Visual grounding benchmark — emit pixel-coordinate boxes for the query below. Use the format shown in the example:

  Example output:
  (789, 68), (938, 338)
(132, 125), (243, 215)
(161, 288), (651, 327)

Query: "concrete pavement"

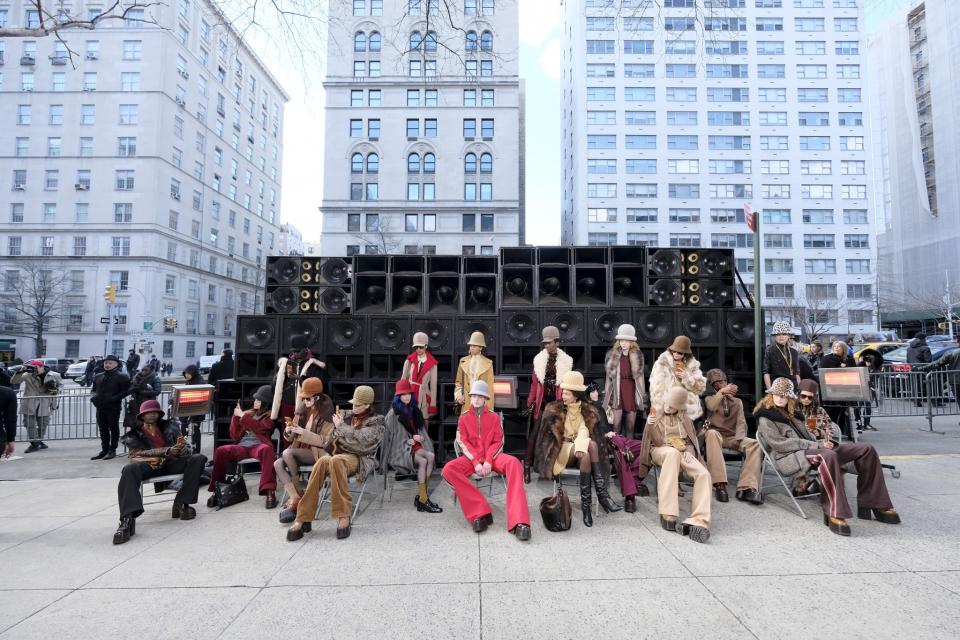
(1, 416), (959, 639)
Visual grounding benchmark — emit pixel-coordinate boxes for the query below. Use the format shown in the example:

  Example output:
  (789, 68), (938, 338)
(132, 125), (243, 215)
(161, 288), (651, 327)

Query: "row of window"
(348, 117), (497, 139)
(348, 182), (494, 201)
(349, 88), (496, 107)
(585, 134), (864, 151)
(585, 86), (861, 102)
(584, 111), (863, 126)
(581, 62), (860, 80)
(765, 284), (872, 301)
(346, 212), (497, 234)
(585, 16), (857, 41)
(351, 58), (496, 79)
(582, 159), (865, 175)
(578, 205), (867, 224)
(580, 180), (867, 200)
(583, 1), (859, 13)
(349, 151), (493, 174)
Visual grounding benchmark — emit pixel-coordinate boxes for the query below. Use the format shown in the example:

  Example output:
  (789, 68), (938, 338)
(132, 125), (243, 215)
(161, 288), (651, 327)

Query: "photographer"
(11, 359), (62, 453)
(90, 355), (131, 460)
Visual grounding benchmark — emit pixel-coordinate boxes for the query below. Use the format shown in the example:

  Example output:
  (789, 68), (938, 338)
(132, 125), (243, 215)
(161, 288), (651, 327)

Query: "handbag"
(214, 474), (249, 510)
(539, 483), (572, 532)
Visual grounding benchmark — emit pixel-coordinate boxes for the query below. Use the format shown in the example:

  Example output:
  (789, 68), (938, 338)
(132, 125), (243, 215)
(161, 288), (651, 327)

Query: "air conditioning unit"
(172, 192), (181, 201)
(13, 185), (26, 191)
(82, 87), (95, 92)
(75, 183), (89, 191)
(178, 70), (189, 79)
(85, 52), (99, 60)
(175, 96), (186, 106)
(50, 56), (67, 65)
(20, 55), (36, 65)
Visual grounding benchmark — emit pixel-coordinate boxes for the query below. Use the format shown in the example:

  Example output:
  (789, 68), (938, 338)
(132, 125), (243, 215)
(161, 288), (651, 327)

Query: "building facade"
(319, 0), (524, 257)
(0, 0), (287, 364)
(869, 0), (960, 310)
(278, 222), (305, 255)
(561, 0), (877, 335)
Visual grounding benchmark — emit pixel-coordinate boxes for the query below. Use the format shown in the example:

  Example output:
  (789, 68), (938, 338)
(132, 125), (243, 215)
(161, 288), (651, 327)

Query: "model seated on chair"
(701, 369), (763, 505)
(286, 385), (385, 542)
(113, 399), (208, 545)
(442, 381), (531, 541)
(207, 385), (278, 510)
(384, 379), (441, 514)
(276, 377), (335, 524)
(534, 371), (622, 527)
(637, 387), (712, 543)
(755, 378), (901, 537)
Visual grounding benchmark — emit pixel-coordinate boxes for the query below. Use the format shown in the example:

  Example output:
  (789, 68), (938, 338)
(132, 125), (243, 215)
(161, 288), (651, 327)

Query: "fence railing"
(12, 387), (211, 442)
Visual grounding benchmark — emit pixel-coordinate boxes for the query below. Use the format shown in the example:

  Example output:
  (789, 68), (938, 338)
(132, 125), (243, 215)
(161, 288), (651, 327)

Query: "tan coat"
(283, 401), (335, 462)
(637, 413), (702, 479)
(703, 393), (747, 443)
(454, 354), (494, 413)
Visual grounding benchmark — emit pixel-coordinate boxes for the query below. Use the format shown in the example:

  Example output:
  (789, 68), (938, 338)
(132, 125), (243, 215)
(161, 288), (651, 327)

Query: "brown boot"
(714, 482), (729, 503)
(624, 495), (636, 513)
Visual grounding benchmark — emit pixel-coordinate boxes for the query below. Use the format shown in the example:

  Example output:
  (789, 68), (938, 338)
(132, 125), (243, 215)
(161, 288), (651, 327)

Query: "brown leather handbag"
(539, 483), (572, 532)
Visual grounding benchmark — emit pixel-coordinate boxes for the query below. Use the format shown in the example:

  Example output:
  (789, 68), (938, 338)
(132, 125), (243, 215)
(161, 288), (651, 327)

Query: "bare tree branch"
(0, 261), (81, 355)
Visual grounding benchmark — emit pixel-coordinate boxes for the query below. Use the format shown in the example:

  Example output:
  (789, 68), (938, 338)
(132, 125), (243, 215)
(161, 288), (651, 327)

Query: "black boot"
(113, 515), (135, 545)
(591, 467), (622, 513)
(579, 474), (593, 527)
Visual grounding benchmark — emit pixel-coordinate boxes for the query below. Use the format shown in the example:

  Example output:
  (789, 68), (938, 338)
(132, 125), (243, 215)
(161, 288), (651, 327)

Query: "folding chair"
(755, 434), (820, 519)
(451, 439), (507, 505)
(139, 473), (186, 505)
(316, 444), (384, 521)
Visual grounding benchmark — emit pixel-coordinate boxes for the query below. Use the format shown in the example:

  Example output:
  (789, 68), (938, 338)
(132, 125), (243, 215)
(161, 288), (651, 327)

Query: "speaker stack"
(265, 256), (351, 314)
(647, 249), (735, 308)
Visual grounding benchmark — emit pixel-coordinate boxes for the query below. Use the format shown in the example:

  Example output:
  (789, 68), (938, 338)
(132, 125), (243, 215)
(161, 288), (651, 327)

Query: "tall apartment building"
(561, 0), (877, 335)
(319, 0), (524, 257)
(0, 0), (287, 363)
(869, 0), (960, 307)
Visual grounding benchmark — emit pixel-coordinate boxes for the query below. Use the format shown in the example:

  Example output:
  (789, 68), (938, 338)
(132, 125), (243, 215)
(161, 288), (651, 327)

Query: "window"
(121, 72), (140, 91)
(119, 104), (138, 125)
(587, 110), (616, 125)
(805, 259), (836, 274)
(798, 112), (829, 126)
(665, 87), (695, 102)
(625, 40), (655, 54)
(624, 16), (655, 31)
(796, 41), (826, 55)
(369, 119), (381, 138)
(840, 160), (865, 175)
(669, 208), (701, 222)
(706, 64), (748, 78)
(763, 208), (791, 223)
(801, 184), (833, 199)
(844, 234), (869, 249)
(587, 159), (616, 174)
(710, 135), (751, 150)
(587, 86), (616, 101)
(801, 160), (832, 175)
(462, 119), (475, 138)
(626, 183), (657, 198)
(796, 17), (825, 32)
(625, 111), (656, 125)
(710, 183), (752, 198)
(669, 233), (701, 248)
(848, 309), (873, 324)
(804, 234), (835, 249)
(834, 17), (858, 32)
(708, 111), (750, 126)
(847, 284), (872, 299)
(588, 233), (618, 246)
(800, 136), (830, 150)
(49, 105), (64, 125)
(626, 209), (657, 223)
(766, 284), (795, 299)
(712, 233), (753, 248)
(481, 119), (494, 137)
(764, 234), (792, 248)
(669, 135), (698, 150)
(44, 170), (59, 190)
(757, 88), (785, 102)
(669, 184), (700, 198)
(760, 111), (787, 125)
(667, 159), (697, 174)
(796, 64), (827, 79)
(841, 184), (866, 199)
(111, 237), (131, 257)
(667, 111), (697, 125)
(837, 88), (861, 102)
(586, 63), (616, 78)
(709, 159), (751, 174)
(757, 41), (784, 55)
(587, 208), (617, 222)
(757, 64), (785, 79)
(803, 209), (834, 224)
(846, 259), (870, 274)
(626, 64), (656, 78)
(114, 203), (133, 223)
(115, 170), (135, 190)
(756, 17), (783, 31)
(462, 213), (476, 232)
(843, 209), (868, 224)
(588, 135), (617, 149)
(711, 209), (745, 223)
(587, 183), (617, 198)
(835, 40), (860, 55)
(765, 259), (793, 273)
(586, 40), (615, 54)
(838, 112), (863, 126)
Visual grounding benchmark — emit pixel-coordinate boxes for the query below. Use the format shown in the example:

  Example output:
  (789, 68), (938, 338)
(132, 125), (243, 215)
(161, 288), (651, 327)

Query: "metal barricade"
(10, 388), (211, 441)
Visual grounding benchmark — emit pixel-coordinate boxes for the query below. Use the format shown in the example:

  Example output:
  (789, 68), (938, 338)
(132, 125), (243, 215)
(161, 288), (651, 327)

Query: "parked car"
(852, 342), (905, 362)
(198, 355), (220, 375)
(65, 361), (89, 382)
(29, 358), (75, 376)
(884, 344), (960, 370)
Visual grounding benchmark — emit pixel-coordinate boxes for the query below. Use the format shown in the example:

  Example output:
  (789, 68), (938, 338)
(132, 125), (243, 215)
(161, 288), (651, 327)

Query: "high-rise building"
(0, 1), (287, 362)
(561, 0), (877, 335)
(869, 0), (960, 308)
(319, 0), (524, 257)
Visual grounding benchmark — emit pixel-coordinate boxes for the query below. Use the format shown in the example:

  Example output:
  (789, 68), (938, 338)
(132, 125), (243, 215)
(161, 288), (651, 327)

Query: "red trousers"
(209, 443), (276, 495)
(442, 454), (530, 531)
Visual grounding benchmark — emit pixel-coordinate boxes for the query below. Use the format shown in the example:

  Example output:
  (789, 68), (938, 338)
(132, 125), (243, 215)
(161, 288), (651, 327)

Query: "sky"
(264, 0), (916, 247)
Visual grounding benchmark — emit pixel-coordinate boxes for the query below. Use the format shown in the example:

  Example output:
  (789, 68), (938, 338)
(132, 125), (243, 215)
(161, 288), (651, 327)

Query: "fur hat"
(559, 371), (587, 392)
(412, 332), (429, 348)
(705, 369), (728, 386)
(103, 354), (121, 364)
(350, 385), (375, 406)
(298, 377), (324, 398)
(766, 377), (797, 399)
(469, 380), (490, 398)
(468, 331), (487, 348)
(615, 324), (637, 342)
(668, 335), (692, 354)
(664, 387), (688, 412)
(771, 321), (792, 336)
(541, 326), (561, 343)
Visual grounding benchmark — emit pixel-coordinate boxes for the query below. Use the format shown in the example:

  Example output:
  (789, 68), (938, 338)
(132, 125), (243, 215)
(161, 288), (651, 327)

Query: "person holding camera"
(91, 355), (131, 460)
(12, 359), (62, 453)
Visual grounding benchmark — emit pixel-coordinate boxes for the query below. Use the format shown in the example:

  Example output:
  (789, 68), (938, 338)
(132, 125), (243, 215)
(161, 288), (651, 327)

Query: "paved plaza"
(1, 417), (960, 639)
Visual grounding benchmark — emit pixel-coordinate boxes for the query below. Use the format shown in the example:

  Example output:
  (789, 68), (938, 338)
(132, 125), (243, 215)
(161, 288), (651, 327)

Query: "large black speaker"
(544, 309), (587, 346)
(354, 255), (388, 273)
(456, 317), (497, 353)
(370, 316), (411, 353)
(647, 249), (684, 277)
(353, 274), (388, 314)
(412, 316), (454, 355)
(390, 256), (425, 274)
(501, 310), (540, 346)
(391, 274), (425, 313)
(427, 274), (460, 314)
(611, 265), (645, 305)
(266, 256), (301, 286)
(501, 266), (534, 306)
(236, 316), (279, 353)
(501, 246), (535, 266)
(325, 317), (365, 353)
(280, 316), (322, 353)
(611, 246), (646, 265)
(574, 246), (609, 265)
(463, 255), (497, 274)
(538, 266), (571, 305)
(690, 280), (735, 307)
(266, 286), (299, 314)
(537, 247), (571, 265)
(678, 309), (720, 346)
(588, 308), (629, 346)
(464, 275), (497, 314)
(633, 308), (676, 346)
(316, 287), (351, 313)
(723, 309), (756, 345)
(427, 255), (461, 274)
(301, 257), (352, 285)
(574, 266), (609, 306)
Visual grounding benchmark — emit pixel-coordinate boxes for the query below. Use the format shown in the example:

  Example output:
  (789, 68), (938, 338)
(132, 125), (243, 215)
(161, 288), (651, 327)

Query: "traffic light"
(163, 317), (178, 330)
(104, 284), (116, 304)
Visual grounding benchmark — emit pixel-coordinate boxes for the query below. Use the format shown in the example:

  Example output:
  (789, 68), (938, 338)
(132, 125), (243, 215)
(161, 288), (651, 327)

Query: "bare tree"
(0, 261), (76, 356)
(351, 217), (404, 254)
(899, 283), (960, 335)
(767, 292), (845, 342)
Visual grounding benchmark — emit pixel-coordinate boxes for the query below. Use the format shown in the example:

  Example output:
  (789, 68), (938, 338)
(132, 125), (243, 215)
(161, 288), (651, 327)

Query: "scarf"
(351, 407), (371, 428)
(467, 354), (485, 380)
(391, 396), (419, 435)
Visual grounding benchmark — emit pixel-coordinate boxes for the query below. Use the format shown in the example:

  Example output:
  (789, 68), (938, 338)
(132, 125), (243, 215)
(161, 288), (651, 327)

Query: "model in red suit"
(207, 385), (278, 509)
(523, 325), (573, 483)
(442, 381), (531, 541)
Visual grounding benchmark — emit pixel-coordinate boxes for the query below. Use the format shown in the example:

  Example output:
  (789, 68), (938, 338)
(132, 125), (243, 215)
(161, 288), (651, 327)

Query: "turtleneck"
(562, 401), (584, 439)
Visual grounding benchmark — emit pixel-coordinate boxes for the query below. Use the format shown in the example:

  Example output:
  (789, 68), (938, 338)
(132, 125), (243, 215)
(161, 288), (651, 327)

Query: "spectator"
(125, 349), (141, 377)
(207, 349), (234, 387)
(1, 384), (17, 459)
(11, 360), (63, 453)
(907, 334), (933, 407)
(806, 341), (824, 375)
(124, 366), (161, 431)
(0, 365), (12, 389)
(91, 355), (130, 460)
(82, 356), (97, 387)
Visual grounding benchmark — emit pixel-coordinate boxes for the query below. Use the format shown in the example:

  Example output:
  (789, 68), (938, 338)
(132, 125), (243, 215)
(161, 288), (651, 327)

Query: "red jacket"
(455, 406), (503, 464)
(229, 412), (275, 447)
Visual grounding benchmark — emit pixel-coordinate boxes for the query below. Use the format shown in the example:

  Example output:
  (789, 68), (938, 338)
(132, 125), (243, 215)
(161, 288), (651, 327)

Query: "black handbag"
(214, 474), (249, 510)
(539, 483), (572, 532)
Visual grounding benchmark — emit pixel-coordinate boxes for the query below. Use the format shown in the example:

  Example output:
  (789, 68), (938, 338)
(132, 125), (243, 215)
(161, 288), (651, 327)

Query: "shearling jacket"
(271, 356), (327, 419)
(602, 347), (646, 416)
(331, 411), (385, 483)
(526, 348), (573, 420)
(648, 350), (706, 420)
(454, 354), (495, 413)
(756, 408), (820, 478)
(533, 400), (610, 480)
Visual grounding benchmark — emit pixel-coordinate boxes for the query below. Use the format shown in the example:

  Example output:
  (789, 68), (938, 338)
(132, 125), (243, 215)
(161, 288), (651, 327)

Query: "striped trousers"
(805, 443), (892, 519)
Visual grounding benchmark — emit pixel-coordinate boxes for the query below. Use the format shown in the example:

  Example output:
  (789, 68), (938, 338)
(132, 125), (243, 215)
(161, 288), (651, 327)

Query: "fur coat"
(270, 356), (326, 420)
(526, 348), (573, 419)
(532, 400), (610, 480)
(602, 347), (646, 417)
(331, 411), (385, 483)
(648, 350), (706, 420)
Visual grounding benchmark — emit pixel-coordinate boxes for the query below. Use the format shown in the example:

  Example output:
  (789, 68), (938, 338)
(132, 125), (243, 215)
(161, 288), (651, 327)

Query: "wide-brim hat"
(350, 385), (375, 406)
(412, 331), (429, 348)
(766, 377), (797, 399)
(298, 377), (324, 398)
(468, 331), (487, 348)
(469, 380), (491, 399)
(541, 325), (561, 343)
(559, 371), (587, 392)
(615, 324), (637, 341)
(668, 335), (692, 354)
(394, 379), (415, 396)
(664, 387), (689, 412)
(137, 399), (164, 419)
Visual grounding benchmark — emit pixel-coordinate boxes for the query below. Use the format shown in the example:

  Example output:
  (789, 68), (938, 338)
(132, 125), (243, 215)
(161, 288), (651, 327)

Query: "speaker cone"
(241, 318), (276, 350)
(471, 284), (492, 304)
(541, 276), (561, 296)
(506, 276), (528, 296)
(330, 319), (362, 350)
(614, 276), (632, 293)
(436, 284), (457, 305)
(700, 251), (732, 277)
(421, 320), (450, 350)
(320, 288), (349, 313)
(636, 310), (673, 343)
(505, 312), (537, 343)
(400, 285), (419, 303)
(650, 280), (682, 306)
(576, 277), (597, 295)
(284, 318), (320, 350)
(681, 311), (716, 342)
(551, 312), (582, 342)
(593, 311), (625, 343)
(700, 281), (732, 306)
(649, 250), (682, 277)
(374, 320), (405, 350)
(364, 285), (386, 305)
(270, 287), (298, 313)
(320, 258), (350, 285)
(725, 312), (755, 343)
(269, 257), (299, 285)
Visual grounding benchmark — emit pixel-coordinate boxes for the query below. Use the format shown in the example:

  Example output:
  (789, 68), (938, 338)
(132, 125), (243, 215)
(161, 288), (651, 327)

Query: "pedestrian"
(124, 366), (162, 431)
(1, 384), (17, 459)
(806, 340), (824, 375)
(913, 348), (960, 409)
(90, 355), (131, 460)
(907, 333), (933, 407)
(125, 349), (140, 377)
(82, 355), (97, 387)
(11, 359), (62, 453)
(207, 349), (234, 387)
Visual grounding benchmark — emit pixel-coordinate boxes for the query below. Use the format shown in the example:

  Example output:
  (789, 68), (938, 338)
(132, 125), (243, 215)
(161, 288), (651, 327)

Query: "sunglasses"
(799, 393), (816, 399)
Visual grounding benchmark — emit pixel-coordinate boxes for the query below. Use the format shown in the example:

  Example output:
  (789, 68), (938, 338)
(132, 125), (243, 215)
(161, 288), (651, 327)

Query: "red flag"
(744, 202), (756, 232)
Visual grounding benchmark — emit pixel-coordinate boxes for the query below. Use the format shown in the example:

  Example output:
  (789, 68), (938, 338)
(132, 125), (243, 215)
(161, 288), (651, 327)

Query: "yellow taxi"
(852, 342), (905, 361)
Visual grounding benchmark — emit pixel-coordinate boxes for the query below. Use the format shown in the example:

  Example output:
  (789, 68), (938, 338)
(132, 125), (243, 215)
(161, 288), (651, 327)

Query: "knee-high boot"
(592, 466), (622, 513)
(579, 473), (593, 527)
